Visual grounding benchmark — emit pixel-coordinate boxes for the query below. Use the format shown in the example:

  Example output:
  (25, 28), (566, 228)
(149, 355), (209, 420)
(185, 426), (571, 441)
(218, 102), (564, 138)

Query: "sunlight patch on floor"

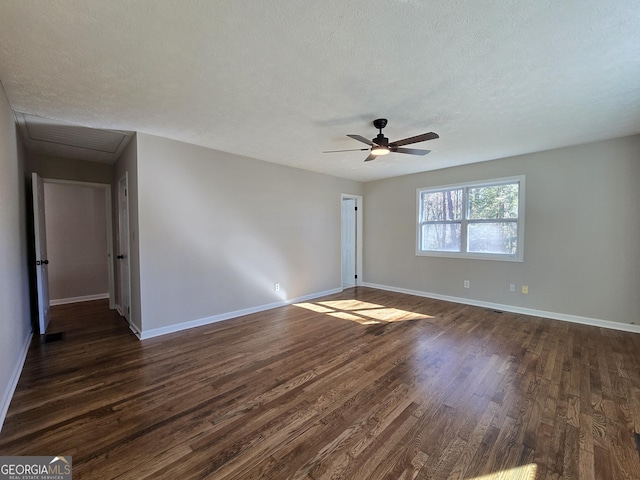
(466, 463), (537, 480)
(294, 302), (335, 313)
(359, 307), (428, 322)
(318, 300), (386, 311)
(294, 299), (434, 325)
(329, 312), (381, 324)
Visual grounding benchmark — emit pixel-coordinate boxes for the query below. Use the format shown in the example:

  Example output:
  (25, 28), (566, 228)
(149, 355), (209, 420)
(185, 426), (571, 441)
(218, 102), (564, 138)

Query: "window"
(417, 176), (524, 261)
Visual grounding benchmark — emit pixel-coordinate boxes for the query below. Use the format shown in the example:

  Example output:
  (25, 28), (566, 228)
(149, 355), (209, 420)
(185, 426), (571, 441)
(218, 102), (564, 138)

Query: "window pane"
(467, 222), (517, 255)
(421, 223), (461, 252)
(468, 183), (519, 220)
(421, 189), (463, 222)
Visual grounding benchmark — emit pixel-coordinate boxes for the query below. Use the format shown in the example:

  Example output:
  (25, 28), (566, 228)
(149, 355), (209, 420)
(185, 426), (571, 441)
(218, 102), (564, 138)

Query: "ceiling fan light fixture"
(324, 119), (438, 162)
(371, 146), (390, 156)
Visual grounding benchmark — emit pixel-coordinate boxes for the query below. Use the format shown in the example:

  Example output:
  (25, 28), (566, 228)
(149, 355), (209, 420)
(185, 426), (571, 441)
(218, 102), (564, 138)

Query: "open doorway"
(341, 194), (363, 288)
(35, 178), (115, 334)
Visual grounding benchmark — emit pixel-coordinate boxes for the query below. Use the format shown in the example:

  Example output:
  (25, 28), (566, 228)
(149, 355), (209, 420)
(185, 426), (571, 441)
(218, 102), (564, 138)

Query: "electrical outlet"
(522, 285), (528, 295)
(274, 283), (280, 292)
(464, 280), (470, 289)
(509, 283), (516, 292)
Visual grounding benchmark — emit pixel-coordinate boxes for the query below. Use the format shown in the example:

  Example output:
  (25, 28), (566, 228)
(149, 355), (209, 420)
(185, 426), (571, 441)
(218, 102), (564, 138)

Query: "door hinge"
(355, 275), (358, 279)
(355, 206), (358, 211)
(125, 189), (128, 197)
(128, 306), (130, 313)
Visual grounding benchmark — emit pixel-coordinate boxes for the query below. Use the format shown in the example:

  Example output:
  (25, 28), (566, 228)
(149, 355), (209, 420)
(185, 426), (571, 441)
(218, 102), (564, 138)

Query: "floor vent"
(42, 332), (65, 343)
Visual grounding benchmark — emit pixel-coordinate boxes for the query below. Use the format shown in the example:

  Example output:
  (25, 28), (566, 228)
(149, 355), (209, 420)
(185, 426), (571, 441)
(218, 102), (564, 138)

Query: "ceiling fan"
(323, 118), (439, 162)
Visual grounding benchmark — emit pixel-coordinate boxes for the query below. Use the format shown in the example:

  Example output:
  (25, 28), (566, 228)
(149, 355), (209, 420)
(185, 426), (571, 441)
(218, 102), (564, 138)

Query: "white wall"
(44, 182), (109, 302)
(136, 133), (363, 333)
(363, 135), (640, 326)
(0, 81), (32, 430)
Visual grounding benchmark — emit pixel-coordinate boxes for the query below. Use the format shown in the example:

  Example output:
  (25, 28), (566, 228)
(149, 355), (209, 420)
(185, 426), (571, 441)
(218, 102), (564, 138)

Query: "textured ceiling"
(1, 1), (639, 182)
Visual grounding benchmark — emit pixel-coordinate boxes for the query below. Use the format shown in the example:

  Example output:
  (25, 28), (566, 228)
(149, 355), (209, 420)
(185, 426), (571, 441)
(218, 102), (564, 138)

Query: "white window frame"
(416, 175), (525, 262)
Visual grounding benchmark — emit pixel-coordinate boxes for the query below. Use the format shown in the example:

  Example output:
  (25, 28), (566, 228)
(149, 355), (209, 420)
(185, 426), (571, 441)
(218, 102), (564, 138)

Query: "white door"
(117, 174), (131, 321)
(342, 198), (357, 288)
(32, 172), (51, 334)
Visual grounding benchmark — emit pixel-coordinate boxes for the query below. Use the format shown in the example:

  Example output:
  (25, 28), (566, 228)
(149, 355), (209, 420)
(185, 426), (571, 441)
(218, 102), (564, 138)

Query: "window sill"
(416, 251), (524, 262)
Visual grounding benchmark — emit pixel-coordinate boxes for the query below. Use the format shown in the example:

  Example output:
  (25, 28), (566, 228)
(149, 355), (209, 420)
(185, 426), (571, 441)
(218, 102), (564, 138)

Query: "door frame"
(32, 172), (51, 334)
(341, 194), (363, 288)
(42, 178), (116, 310)
(117, 172), (131, 323)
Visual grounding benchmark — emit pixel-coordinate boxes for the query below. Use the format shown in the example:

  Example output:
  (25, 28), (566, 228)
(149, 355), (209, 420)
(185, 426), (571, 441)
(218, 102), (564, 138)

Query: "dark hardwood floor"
(1, 288), (640, 479)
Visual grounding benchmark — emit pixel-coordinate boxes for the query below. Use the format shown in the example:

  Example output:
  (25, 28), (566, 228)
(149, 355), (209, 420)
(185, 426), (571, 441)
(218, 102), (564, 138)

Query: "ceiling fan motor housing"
(374, 134), (389, 146)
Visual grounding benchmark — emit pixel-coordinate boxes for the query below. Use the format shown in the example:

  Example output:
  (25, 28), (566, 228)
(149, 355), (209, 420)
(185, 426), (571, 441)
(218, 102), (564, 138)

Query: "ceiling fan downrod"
(372, 118), (388, 146)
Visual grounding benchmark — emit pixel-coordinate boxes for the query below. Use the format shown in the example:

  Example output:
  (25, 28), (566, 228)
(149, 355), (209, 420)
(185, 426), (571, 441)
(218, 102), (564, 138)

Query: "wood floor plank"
(1, 288), (640, 479)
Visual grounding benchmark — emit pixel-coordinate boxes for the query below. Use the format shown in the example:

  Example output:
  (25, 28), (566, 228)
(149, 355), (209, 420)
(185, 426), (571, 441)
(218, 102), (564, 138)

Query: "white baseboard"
(0, 331), (33, 433)
(139, 288), (343, 340)
(362, 282), (640, 335)
(50, 293), (109, 306)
